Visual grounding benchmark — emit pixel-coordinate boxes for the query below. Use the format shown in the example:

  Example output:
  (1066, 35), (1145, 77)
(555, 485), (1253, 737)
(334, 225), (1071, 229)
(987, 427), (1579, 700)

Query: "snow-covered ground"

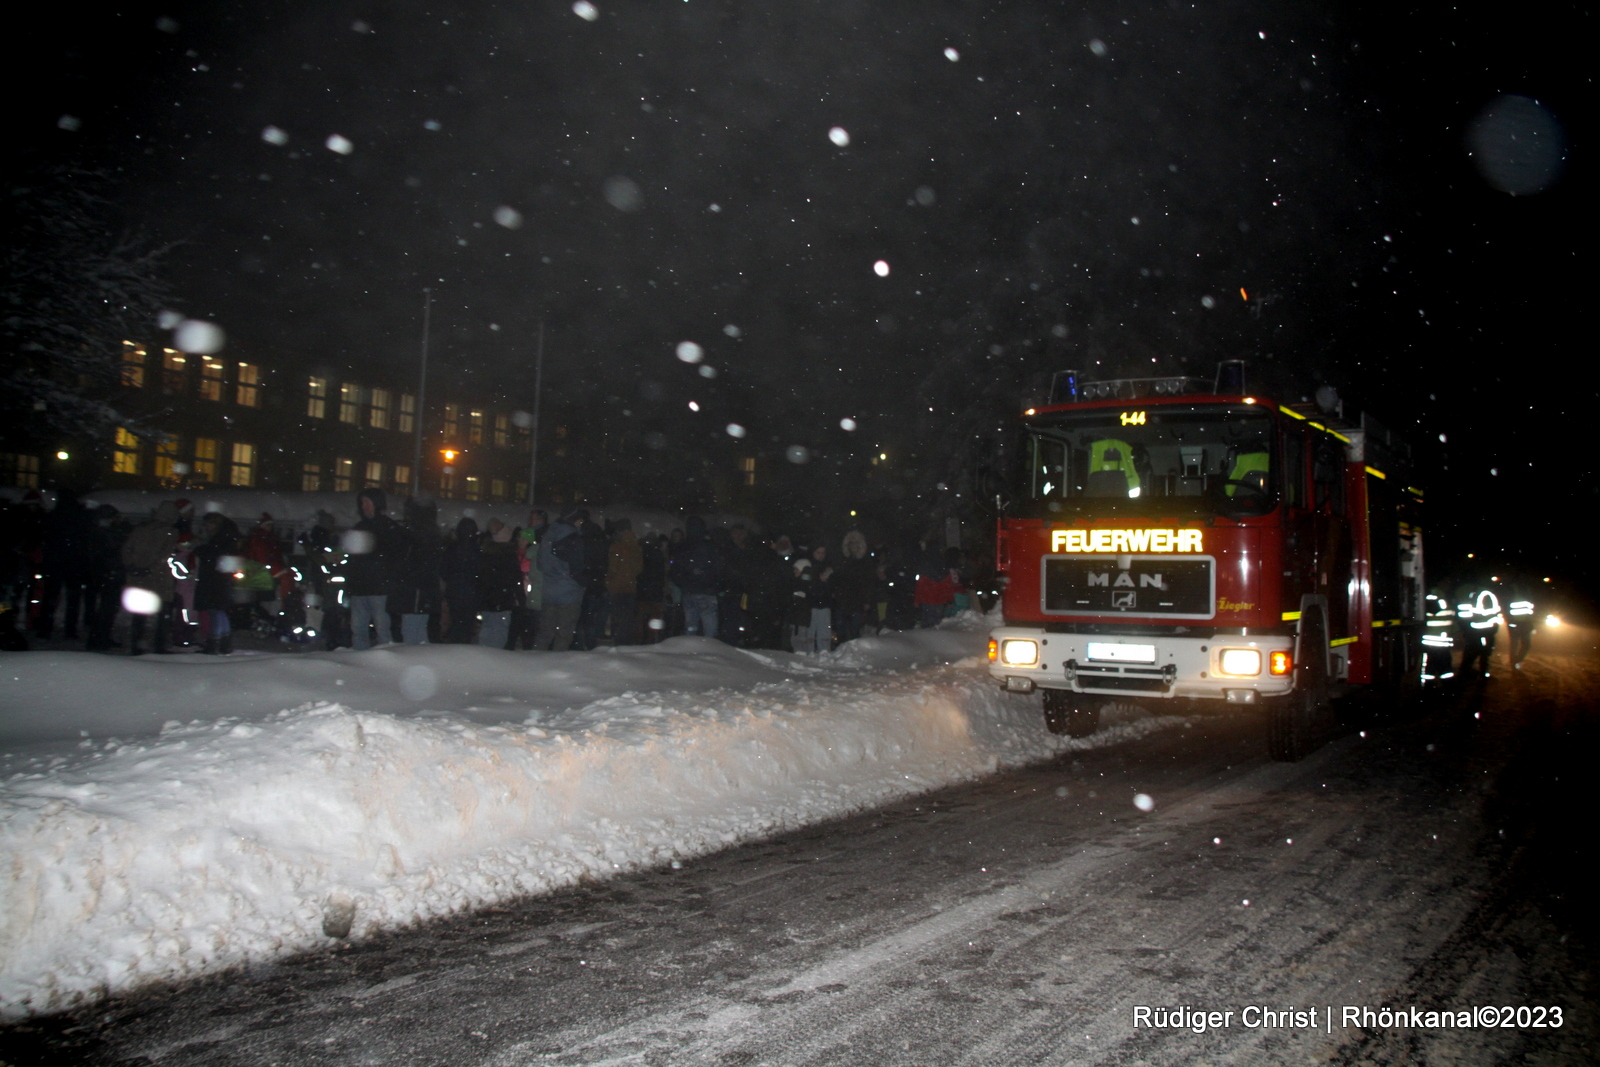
(0, 616), (1178, 1020)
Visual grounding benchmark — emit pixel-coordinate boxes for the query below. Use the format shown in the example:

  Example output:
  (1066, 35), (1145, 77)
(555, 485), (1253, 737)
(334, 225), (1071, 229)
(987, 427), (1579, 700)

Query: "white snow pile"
(0, 617), (1179, 1019)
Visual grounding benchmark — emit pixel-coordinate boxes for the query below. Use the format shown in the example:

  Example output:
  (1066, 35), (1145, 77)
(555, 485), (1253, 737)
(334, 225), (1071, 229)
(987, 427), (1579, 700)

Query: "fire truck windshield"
(1015, 404), (1277, 518)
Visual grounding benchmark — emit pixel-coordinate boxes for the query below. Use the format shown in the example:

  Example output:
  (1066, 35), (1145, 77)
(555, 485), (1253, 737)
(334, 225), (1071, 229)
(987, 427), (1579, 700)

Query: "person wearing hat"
(120, 501), (182, 654)
(345, 488), (403, 650)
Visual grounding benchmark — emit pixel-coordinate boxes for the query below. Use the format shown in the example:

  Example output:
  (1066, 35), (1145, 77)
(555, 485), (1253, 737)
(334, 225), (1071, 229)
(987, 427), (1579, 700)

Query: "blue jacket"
(536, 522), (587, 606)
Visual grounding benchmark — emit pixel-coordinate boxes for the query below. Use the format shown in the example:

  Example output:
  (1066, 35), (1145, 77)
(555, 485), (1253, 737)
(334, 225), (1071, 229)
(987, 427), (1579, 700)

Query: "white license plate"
(1086, 642), (1157, 664)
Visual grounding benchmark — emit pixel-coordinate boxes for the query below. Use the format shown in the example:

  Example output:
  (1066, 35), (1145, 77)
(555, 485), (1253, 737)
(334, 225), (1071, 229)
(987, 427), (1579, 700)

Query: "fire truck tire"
(1042, 690), (1099, 737)
(1269, 610), (1330, 761)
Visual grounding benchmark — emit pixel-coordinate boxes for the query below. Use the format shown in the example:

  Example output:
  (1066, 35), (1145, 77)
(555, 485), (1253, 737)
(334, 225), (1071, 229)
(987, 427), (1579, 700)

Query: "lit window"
(398, 393), (416, 434)
(469, 410), (484, 445)
(2, 454), (41, 489)
(112, 427), (141, 475)
(494, 413), (510, 448)
(440, 469), (457, 497)
(514, 481), (528, 500)
(443, 403), (460, 440)
(339, 383), (362, 424)
(392, 465), (411, 493)
(307, 376), (327, 418)
(491, 477), (507, 500)
(235, 363), (261, 407)
(369, 388), (390, 430)
(154, 437), (181, 484)
(740, 456), (756, 486)
(364, 460), (383, 488)
(193, 438), (220, 483)
(200, 357), (225, 402)
(302, 463), (322, 492)
(121, 343), (147, 388)
(162, 350), (187, 394)
(230, 442), (256, 487)
(464, 474), (481, 500)
(334, 457), (353, 492)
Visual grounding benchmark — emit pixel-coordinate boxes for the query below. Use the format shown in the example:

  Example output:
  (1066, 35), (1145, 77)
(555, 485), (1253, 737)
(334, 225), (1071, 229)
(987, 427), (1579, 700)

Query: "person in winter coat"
(832, 530), (877, 644)
(192, 511), (242, 654)
(345, 488), (404, 649)
(635, 533), (667, 643)
(742, 538), (793, 651)
(914, 544), (965, 628)
(478, 518), (523, 649)
(394, 499), (442, 643)
(533, 514), (586, 650)
(440, 517), (483, 643)
(35, 489), (95, 641)
(121, 500), (181, 655)
(670, 516), (723, 639)
(606, 518), (643, 645)
(512, 509), (548, 649)
(799, 545), (836, 653)
(574, 511), (610, 650)
(84, 504), (128, 651)
(241, 513), (289, 632)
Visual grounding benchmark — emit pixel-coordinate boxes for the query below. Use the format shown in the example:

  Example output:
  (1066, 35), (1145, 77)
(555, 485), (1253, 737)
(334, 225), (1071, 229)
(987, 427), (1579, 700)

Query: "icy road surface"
(4, 637), (1594, 1065)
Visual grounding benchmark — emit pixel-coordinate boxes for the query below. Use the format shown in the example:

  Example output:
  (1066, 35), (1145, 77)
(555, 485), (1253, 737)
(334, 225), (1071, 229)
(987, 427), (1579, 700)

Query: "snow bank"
(0, 620), (1178, 1018)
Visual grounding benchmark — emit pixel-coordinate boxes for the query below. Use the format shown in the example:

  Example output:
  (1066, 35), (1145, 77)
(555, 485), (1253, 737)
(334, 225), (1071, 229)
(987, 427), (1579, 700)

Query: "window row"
(306, 378), (418, 432)
(298, 460), (524, 503)
(111, 429), (258, 487)
(122, 343), (261, 407)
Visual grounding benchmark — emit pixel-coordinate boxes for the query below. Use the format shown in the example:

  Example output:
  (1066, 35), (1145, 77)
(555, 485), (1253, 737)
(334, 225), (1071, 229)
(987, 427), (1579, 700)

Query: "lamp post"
(411, 288), (432, 496)
(527, 321), (544, 506)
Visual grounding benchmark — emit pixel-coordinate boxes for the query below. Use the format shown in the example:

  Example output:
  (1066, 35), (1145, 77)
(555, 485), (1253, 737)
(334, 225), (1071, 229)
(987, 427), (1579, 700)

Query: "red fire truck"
(986, 362), (1425, 760)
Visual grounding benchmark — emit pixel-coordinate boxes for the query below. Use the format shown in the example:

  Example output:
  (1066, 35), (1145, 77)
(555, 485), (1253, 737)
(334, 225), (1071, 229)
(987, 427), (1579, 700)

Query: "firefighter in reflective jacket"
(1455, 583), (1502, 676)
(1504, 578), (1538, 669)
(1422, 589), (1456, 681)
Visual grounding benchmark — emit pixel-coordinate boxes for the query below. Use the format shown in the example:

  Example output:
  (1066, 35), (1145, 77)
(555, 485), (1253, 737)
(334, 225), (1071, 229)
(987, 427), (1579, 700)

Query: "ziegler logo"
(1217, 597), (1256, 612)
(1052, 529), (1204, 554)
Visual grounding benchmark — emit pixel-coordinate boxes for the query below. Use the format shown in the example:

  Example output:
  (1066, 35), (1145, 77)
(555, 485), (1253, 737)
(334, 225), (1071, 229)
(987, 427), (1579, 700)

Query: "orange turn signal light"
(1269, 650), (1292, 676)
(987, 638), (999, 662)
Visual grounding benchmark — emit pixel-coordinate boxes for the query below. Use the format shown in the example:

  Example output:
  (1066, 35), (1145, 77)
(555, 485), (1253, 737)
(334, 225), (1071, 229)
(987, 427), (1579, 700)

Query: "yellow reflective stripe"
(1281, 611), (1302, 621)
(1388, 619), (1402, 626)
(1365, 465), (1387, 480)
(1407, 487), (1424, 498)
(1372, 620), (1386, 628)
(1281, 407), (1307, 421)
(1330, 636), (1359, 647)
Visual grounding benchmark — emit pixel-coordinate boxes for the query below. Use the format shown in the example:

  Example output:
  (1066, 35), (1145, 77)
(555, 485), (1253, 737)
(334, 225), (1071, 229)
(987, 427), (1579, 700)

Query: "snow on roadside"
(0, 621), (1180, 1019)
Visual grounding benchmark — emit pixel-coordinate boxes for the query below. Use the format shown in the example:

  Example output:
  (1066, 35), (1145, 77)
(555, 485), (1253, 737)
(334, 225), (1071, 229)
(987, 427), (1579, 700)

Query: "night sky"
(14, 1), (1589, 594)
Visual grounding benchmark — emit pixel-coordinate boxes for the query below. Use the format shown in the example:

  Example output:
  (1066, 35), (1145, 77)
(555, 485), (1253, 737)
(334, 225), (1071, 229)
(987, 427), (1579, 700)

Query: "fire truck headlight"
(1545, 614), (1561, 628)
(1218, 648), (1262, 676)
(1269, 650), (1292, 676)
(1000, 639), (1040, 667)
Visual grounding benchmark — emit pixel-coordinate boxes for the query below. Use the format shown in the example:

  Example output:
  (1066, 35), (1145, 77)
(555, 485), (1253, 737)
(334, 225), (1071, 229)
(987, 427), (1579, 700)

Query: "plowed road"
(6, 638), (1595, 1066)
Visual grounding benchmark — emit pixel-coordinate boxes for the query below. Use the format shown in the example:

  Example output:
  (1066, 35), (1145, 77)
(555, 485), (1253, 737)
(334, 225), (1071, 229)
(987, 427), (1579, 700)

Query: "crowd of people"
(0, 487), (982, 656)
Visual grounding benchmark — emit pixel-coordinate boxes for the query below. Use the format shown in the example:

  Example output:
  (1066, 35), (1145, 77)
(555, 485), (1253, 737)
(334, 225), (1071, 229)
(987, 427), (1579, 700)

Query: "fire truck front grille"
(1043, 556), (1214, 619)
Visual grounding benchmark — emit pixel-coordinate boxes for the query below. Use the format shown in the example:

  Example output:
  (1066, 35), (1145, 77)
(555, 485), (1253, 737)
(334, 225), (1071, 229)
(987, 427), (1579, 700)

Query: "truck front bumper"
(987, 627), (1295, 702)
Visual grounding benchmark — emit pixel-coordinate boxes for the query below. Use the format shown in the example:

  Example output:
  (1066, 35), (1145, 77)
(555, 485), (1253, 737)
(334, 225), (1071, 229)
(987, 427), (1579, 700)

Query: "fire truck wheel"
(1270, 612), (1330, 761)
(1042, 690), (1100, 737)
